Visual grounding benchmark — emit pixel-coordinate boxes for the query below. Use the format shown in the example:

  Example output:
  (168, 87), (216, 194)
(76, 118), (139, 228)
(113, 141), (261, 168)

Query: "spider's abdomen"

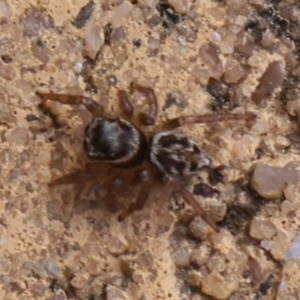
(84, 117), (148, 168)
(149, 132), (210, 177)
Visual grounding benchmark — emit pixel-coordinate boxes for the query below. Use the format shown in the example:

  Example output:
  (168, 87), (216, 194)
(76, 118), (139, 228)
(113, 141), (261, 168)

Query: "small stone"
(30, 281), (47, 297)
(84, 25), (104, 60)
(86, 257), (102, 276)
(219, 31), (236, 54)
(201, 271), (239, 300)
(31, 40), (50, 63)
(90, 276), (104, 297)
(251, 162), (298, 199)
(284, 185), (297, 203)
(260, 240), (272, 251)
(48, 290), (67, 300)
(173, 247), (191, 268)
(24, 261), (48, 278)
(111, 1), (133, 27)
(274, 136), (291, 150)
(167, 0), (191, 14)
(251, 119), (269, 135)
(191, 66), (209, 85)
(22, 7), (53, 37)
(107, 235), (128, 256)
(261, 29), (277, 47)
(249, 217), (277, 240)
(270, 231), (289, 261)
(249, 0), (264, 5)
(189, 217), (211, 241)
(0, 258), (10, 274)
(40, 258), (64, 280)
(70, 273), (89, 289)
(105, 284), (131, 300)
(286, 231), (300, 261)
(252, 61), (285, 105)
(199, 42), (223, 79)
(280, 200), (294, 215)
(206, 254), (227, 273)
(7, 127), (29, 149)
(224, 58), (244, 83)
(73, 62), (83, 73)
(0, 1), (11, 21)
(187, 270), (202, 287)
(0, 62), (16, 81)
(235, 31), (255, 57)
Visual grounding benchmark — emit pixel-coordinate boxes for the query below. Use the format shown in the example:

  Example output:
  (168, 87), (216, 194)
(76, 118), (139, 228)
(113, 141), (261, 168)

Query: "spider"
(36, 82), (255, 231)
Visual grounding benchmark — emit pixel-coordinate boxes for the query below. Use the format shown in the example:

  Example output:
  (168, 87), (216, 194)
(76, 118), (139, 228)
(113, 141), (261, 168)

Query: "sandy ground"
(1, 0), (300, 299)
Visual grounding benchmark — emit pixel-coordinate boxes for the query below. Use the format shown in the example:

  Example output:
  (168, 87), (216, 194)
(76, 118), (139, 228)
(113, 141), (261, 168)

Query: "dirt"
(1, 1), (300, 299)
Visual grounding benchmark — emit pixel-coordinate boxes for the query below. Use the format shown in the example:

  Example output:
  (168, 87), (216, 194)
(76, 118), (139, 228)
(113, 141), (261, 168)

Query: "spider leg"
(36, 93), (104, 117)
(48, 170), (93, 187)
(118, 90), (134, 119)
(166, 112), (256, 129)
(104, 178), (130, 213)
(179, 188), (218, 232)
(130, 82), (158, 126)
(118, 170), (151, 221)
(169, 179), (218, 231)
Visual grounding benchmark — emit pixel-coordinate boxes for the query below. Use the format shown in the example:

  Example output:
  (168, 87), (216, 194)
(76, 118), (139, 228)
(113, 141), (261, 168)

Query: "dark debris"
(73, 0), (95, 28)
(206, 78), (231, 111)
(157, 0), (185, 27)
(193, 183), (220, 197)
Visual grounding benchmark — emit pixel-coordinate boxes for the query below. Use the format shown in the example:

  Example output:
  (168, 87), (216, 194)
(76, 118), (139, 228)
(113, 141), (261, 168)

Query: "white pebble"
(211, 32), (221, 42)
(73, 62), (83, 74)
(286, 231), (300, 261)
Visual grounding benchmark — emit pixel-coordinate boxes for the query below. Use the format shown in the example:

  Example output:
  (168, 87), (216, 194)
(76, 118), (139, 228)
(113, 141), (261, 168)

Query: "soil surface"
(1, 1), (300, 299)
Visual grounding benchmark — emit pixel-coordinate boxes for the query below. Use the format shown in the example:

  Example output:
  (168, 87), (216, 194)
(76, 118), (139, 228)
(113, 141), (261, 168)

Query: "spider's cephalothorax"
(84, 117), (148, 168)
(149, 132), (210, 177)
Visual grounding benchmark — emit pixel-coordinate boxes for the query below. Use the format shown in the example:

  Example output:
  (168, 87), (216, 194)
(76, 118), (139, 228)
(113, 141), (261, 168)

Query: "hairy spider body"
(37, 83), (255, 230)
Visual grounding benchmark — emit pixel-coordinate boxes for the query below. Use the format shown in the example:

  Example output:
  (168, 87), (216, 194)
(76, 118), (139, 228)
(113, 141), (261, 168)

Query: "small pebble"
(70, 273), (90, 289)
(30, 281), (47, 297)
(252, 61), (285, 105)
(224, 58), (244, 83)
(111, 1), (133, 27)
(107, 235), (128, 256)
(105, 284), (131, 300)
(173, 247), (191, 268)
(8, 127), (29, 149)
(84, 25), (104, 60)
(260, 240), (272, 251)
(270, 231), (289, 261)
(187, 270), (202, 287)
(287, 231), (300, 261)
(189, 217), (211, 240)
(251, 162), (298, 199)
(201, 271), (239, 300)
(249, 217), (277, 240)
(199, 42), (223, 79)
(0, 1), (11, 20)
(167, 0), (191, 14)
(73, 62), (83, 73)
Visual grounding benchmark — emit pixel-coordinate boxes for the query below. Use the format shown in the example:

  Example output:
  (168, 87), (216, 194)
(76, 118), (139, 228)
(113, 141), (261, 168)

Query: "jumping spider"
(37, 83), (255, 230)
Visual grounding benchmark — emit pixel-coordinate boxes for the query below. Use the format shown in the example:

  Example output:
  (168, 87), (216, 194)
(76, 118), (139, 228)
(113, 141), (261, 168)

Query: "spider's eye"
(149, 132), (210, 176)
(84, 117), (148, 168)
